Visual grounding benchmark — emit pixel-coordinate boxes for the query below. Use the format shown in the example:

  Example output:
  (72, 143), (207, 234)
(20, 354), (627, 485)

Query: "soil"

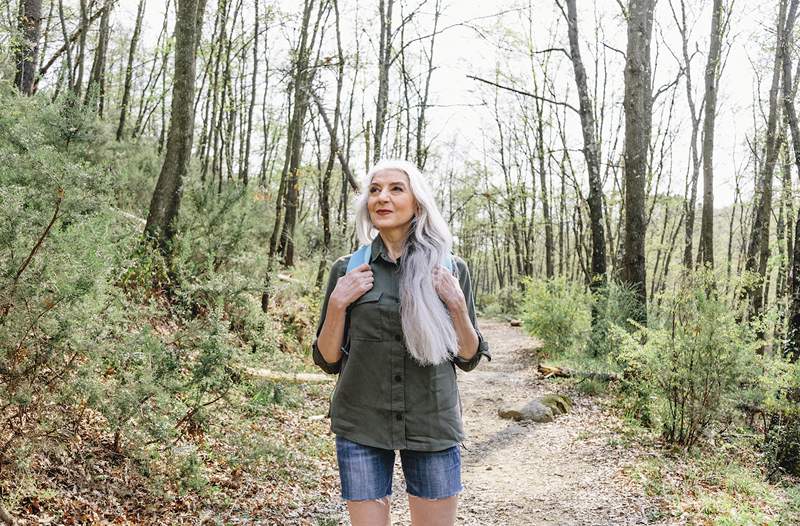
(318, 317), (670, 525)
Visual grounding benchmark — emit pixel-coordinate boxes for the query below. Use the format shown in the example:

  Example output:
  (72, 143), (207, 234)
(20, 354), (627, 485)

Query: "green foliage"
(756, 356), (800, 476)
(0, 88), (135, 468)
(0, 86), (297, 496)
(519, 276), (592, 357)
(476, 284), (524, 317)
(588, 279), (644, 357)
(612, 270), (758, 449)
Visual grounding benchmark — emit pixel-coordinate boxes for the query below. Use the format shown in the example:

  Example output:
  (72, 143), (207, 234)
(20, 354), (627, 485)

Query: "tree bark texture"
(745, 0), (787, 321)
(564, 0), (607, 288)
(623, 0), (655, 323)
(144, 0), (208, 253)
(14, 0), (42, 95)
(698, 0), (725, 267)
(373, 0), (394, 163)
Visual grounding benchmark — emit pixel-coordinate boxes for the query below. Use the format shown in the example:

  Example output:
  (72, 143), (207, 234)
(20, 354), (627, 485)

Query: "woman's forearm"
(450, 303), (479, 360)
(316, 299), (347, 365)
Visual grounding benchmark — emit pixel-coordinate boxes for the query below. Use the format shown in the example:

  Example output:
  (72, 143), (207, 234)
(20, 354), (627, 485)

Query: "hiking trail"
(318, 317), (668, 526)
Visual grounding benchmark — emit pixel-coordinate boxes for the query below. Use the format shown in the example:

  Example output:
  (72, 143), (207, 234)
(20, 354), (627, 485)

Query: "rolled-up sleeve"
(451, 256), (492, 372)
(311, 257), (349, 374)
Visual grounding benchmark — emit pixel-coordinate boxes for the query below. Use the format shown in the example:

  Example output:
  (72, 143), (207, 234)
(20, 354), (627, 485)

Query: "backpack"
(345, 243), (454, 273)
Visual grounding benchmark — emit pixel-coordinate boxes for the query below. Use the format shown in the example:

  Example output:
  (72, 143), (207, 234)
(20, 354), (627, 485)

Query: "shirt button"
(394, 375), (402, 382)
(396, 413), (403, 421)
(394, 334), (402, 342)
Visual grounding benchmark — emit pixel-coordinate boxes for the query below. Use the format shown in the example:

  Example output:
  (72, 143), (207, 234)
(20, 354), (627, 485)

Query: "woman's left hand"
(432, 265), (466, 312)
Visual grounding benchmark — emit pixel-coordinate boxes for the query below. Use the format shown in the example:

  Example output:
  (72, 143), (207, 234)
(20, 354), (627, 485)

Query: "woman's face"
(367, 169), (419, 233)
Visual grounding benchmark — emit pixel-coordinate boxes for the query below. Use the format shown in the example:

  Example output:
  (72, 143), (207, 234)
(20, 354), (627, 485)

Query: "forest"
(2, 0), (800, 523)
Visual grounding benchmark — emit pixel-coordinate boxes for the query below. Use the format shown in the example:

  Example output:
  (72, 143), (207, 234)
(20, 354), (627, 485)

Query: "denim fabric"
(335, 434), (463, 500)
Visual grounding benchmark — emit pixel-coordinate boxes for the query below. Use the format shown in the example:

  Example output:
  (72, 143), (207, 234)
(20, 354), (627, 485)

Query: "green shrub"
(520, 276), (591, 356)
(612, 270), (757, 449)
(589, 279), (643, 357)
(476, 284), (524, 317)
(758, 355), (800, 476)
(0, 89), (132, 469)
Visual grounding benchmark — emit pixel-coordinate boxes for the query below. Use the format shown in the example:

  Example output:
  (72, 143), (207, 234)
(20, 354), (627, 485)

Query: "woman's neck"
(379, 228), (410, 261)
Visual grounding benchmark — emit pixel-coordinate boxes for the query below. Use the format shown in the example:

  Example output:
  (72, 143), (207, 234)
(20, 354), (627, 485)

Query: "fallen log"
(244, 367), (334, 384)
(537, 363), (620, 382)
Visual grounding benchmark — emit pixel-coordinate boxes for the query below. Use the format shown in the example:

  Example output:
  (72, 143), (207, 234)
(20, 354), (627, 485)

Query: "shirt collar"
(369, 234), (385, 263)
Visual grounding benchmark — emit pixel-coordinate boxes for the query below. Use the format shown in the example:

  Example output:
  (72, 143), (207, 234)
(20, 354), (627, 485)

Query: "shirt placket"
(391, 325), (407, 450)
(378, 250), (408, 450)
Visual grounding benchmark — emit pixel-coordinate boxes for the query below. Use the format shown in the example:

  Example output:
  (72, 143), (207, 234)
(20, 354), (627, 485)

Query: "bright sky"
(112, 0), (781, 208)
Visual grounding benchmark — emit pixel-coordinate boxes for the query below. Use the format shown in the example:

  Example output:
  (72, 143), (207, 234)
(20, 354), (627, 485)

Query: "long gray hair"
(354, 159), (460, 367)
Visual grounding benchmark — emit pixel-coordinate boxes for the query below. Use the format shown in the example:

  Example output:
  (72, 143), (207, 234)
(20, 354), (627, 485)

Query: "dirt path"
(321, 318), (668, 525)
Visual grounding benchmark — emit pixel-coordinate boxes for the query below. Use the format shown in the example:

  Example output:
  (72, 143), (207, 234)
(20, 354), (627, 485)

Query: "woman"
(312, 159), (491, 526)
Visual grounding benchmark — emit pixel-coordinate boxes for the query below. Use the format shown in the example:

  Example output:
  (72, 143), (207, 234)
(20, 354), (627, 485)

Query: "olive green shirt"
(311, 234), (491, 451)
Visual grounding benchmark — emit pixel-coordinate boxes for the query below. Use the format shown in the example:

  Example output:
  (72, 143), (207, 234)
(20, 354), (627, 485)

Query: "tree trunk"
(564, 0), (607, 291)
(84, 0), (113, 115)
(745, 0), (787, 322)
(144, 0), (208, 254)
(241, 0), (259, 185)
(781, 0), (800, 361)
(373, 0), (394, 163)
(669, 0), (703, 270)
(698, 0), (726, 267)
(14, 0), (42, 95)
(414, 0), (441, 170)
(278, 0), (325, 267)
(116, 0), (146, 140)
(622, 0), (655, 324)
(73, 0), (88, 97)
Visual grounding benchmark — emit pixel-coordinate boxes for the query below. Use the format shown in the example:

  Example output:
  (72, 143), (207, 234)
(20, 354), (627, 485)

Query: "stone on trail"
(538, 393), (573, 415)
(497, 393), (573, 423)
(498, 400), (554, 423)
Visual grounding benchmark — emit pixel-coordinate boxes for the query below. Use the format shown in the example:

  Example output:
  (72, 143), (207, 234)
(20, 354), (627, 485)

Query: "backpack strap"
(346, 244), (372, 273)
(346, 242), (454, 274)
(441, 253), (454, 274)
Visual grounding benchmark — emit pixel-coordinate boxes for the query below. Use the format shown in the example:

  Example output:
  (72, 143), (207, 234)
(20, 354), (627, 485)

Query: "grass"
(623, 434), (800, 525)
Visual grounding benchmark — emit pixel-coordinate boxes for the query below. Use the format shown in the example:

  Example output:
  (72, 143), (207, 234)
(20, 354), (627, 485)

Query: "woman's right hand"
(329, 263), (374, 310)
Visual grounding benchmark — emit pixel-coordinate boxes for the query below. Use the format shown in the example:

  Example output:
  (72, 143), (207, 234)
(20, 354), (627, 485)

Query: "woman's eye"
(391, 187), (402, 192)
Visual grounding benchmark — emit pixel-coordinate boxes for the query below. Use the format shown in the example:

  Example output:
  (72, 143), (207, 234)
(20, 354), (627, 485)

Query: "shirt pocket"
(349, 289), (384, 342)
(434, 363), (459, 411)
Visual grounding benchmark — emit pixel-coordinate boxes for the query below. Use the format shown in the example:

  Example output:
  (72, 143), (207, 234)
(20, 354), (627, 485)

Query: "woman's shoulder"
(330, 254), (352, 277)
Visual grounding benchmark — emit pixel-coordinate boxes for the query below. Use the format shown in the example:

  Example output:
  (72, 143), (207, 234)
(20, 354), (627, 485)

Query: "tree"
(560, 0), (608, 291)
(744, 0), (787, 321)
(14, 0), (42, 95)
(781, 0), (800, 361)
(274, 0), (326, 267)
(373, 0), (394, 163)
(116, 0), (146, 140)
(623, 0), (656, 323)
(144, 0), (208, 254)
(85, 0), (114, 116)
(697, 0), (727, 267)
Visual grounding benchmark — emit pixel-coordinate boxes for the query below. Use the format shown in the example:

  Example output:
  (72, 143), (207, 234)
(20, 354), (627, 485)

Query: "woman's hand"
(330, 263), (374, 311)
(432, 265), (466, 313)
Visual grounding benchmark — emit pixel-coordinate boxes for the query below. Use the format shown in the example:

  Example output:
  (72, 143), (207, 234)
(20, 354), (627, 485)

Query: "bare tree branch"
(466, 74), (579, 114)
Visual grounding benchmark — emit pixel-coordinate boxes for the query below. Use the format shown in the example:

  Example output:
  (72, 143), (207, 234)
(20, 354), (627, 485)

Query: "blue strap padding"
(346, 244), (372, 273)
(345, 243), (454, 273)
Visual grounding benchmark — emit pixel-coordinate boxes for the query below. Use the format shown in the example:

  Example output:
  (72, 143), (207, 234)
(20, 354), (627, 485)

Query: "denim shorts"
(335, 435), (463, 500)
